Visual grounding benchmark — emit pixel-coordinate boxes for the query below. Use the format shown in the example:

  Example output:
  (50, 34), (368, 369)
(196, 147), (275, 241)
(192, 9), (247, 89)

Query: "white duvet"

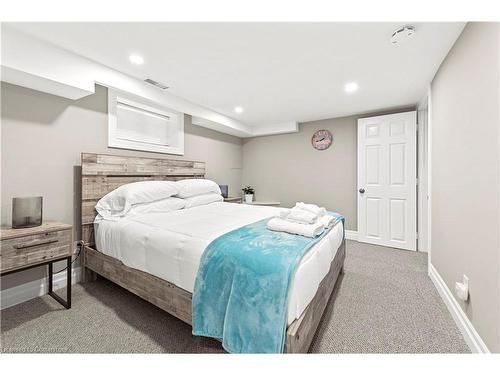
(94, 202), (343, 325)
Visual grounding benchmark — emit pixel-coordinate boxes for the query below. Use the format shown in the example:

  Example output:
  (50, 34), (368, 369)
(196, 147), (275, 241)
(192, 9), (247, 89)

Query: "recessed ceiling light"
(234, 106), (243, 114)
(129, 54), (144, 65)
(344, 82), (359, 93)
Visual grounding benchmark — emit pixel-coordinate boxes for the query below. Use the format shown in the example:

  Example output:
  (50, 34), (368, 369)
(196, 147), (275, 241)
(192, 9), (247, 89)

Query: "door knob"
(359, 188), (365, 194)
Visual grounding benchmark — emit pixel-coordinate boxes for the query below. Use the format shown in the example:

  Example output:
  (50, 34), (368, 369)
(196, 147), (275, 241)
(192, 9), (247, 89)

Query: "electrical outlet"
(455, 274), (470, 302)
(463, 274), (469, 289)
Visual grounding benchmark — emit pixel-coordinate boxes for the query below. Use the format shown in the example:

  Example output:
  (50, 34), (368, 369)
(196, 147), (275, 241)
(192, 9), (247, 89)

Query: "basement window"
(108, 90), (184, 155)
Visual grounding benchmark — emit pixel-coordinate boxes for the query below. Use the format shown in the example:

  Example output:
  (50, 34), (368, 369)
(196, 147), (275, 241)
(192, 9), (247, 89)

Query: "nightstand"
(224, 197), (243, 203)
(0, 222), (73, 309)
(244, 201), (281, 207)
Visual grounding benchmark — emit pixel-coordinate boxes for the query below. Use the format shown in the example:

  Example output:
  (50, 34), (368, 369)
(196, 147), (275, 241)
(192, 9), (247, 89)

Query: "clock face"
(311, 130), (333, 150)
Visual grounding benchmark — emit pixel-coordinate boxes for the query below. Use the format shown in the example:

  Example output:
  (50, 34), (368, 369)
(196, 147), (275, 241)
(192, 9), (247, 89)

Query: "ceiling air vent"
(390, 25), (415, 45)
(144, 78), (169, 90)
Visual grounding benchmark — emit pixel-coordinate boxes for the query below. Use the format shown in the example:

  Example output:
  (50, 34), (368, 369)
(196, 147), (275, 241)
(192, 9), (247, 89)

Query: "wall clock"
(311, 129), (333, 150)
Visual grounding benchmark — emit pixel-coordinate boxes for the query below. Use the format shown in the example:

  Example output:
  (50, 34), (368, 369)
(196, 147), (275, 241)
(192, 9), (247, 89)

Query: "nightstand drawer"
(0, 229), (71, 273)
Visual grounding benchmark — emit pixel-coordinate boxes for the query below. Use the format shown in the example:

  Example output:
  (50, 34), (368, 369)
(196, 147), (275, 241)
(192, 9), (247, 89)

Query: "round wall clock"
(311, 129), (333, 150)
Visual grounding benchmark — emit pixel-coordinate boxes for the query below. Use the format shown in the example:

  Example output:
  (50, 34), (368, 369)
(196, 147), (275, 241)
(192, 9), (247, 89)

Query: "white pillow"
(176, 179), (221, 198)
(128, 197), (186, 216)
(96, 181), (179, 219)
(184, 193), (223, 208)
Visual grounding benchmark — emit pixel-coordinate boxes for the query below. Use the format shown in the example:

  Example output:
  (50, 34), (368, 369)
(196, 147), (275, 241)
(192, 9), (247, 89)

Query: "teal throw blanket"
(192, 212), (344, 353)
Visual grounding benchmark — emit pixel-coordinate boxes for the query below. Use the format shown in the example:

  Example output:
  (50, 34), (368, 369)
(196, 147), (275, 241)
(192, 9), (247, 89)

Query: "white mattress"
(94, 202), (343, 325)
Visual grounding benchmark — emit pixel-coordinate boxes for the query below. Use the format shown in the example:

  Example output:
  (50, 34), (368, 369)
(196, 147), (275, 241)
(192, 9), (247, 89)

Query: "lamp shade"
(12, 196), (43, 228)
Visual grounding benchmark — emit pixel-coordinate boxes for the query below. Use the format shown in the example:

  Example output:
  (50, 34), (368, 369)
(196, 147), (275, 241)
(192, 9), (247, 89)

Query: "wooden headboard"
(81, 152), (206, 246)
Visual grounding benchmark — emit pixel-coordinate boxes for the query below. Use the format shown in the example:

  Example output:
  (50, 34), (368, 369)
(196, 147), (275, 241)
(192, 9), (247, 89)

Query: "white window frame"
(108, 90), (184, 155)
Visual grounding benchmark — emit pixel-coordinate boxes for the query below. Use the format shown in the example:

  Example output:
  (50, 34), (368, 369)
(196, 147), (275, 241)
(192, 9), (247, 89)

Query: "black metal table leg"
(48, 262), (53, 291)
(47, 256), (71, 309)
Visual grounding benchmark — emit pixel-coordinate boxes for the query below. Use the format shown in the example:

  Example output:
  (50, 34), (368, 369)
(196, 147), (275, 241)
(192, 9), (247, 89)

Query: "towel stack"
(267, 202), (338, 238)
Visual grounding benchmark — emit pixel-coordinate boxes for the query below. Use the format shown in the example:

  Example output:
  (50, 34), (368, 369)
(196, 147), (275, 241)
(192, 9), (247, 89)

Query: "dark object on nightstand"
(0, 222), (73, 309)
(12, 196), (43, 229)
(219, 185), (229, 198)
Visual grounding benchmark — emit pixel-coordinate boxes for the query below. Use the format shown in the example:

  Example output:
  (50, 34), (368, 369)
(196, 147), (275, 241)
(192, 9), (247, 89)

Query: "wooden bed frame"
(81, 152), (345, 353)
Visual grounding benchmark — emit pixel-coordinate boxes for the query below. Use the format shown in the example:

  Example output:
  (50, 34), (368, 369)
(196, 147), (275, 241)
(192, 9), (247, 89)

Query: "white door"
(357, 111), (417, 251)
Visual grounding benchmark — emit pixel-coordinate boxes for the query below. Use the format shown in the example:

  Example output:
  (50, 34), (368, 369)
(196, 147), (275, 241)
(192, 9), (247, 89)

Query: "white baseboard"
(344, 230), (358, 241)
(1, 266), (81, 310)
(428, 263), (490, 353)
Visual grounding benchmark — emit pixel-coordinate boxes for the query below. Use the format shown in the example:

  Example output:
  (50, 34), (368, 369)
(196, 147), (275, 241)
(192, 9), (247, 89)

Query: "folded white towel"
(319, 215), (338, 229)
(295, 202), (326, 217)
(277, 209), (291, 219)
(267, 217), (325, 238)
(287, 207), (318, 224)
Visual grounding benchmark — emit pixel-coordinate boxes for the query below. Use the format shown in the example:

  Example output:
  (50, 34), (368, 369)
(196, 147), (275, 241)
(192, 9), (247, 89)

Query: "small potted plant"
(242, 186), (255, 203)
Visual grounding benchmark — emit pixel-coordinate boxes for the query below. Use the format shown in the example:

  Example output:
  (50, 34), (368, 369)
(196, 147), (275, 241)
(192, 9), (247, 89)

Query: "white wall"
(0, 82), (243, 290)
(430, 22), (500, 352)
(417, 101), (429, 253)
(243, 116), (358, 230)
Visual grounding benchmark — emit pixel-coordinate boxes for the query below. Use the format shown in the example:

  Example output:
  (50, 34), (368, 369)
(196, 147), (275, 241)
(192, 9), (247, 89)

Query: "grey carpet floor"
(1, 240), (470, 353)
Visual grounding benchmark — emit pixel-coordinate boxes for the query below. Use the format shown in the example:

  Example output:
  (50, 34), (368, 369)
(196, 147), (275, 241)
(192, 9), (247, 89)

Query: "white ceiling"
(9, 22), (464, 128)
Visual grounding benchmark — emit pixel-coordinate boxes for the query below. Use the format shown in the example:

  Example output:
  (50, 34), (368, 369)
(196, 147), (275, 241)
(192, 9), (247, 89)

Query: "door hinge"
(416, 178), (419, 185)
(416, 232), (419, 239)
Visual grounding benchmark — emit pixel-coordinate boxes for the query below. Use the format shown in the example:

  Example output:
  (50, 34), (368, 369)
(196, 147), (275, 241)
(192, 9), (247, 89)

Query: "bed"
(81, 152), (346, 353)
